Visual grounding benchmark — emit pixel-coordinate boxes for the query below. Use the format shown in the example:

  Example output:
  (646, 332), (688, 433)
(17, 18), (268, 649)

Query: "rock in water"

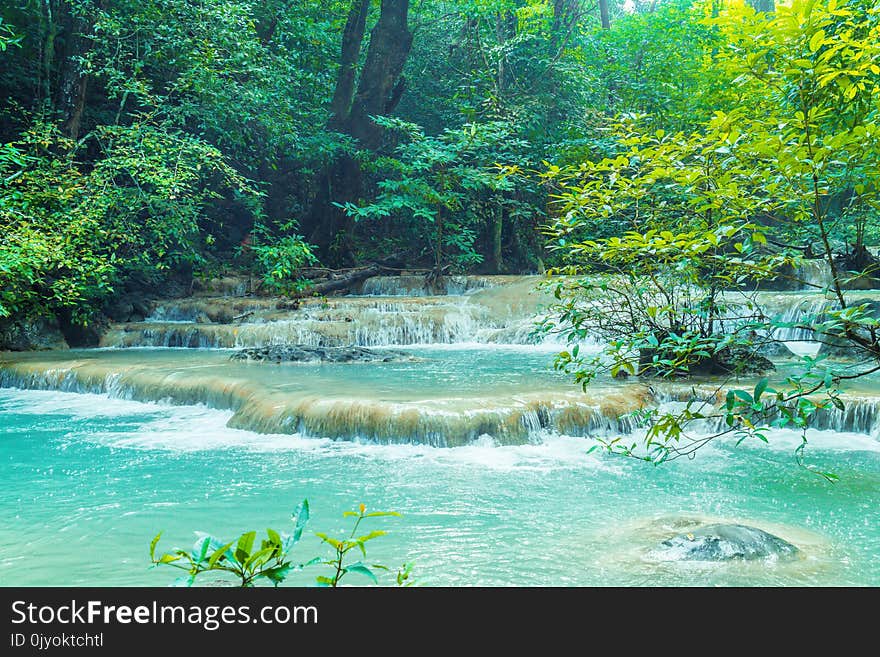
(230, 345), (416, 364)
(657, 523), (799, 562)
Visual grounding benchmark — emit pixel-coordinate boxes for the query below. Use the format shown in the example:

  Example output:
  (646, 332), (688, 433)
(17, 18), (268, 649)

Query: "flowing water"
(1, 275), (879, 586)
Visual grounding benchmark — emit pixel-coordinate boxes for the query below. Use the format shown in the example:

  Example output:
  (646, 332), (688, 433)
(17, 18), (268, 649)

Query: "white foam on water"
(3, 385), (879, 478)
(399, 340), (596, 354)
(0, 387), (166, 418)
(730, 427), (880, 453)
(0, 388), (622, 472)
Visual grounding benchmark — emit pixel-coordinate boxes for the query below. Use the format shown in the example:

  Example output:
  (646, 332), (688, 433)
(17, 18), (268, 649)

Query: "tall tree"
(330, 0), (370, 128)
(346, 0), (412, 149)
(748, 0), (775, 13)
(308, 0), (413, 263)
(599, 0), (611, 29)
(55, 1), (96, 140)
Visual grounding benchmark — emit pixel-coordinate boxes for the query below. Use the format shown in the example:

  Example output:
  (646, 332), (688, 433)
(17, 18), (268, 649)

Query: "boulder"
(835, 245), (880, 290)
(818, 298), (880, 358)
(657, 523), (799, 562)
(0, 317), (69, 351)
(230, 345), (416, 364)
(641, 344), (775, 377)
(710, 345), (776, 375)
(103, 295), (157, 323)
(755, 340), (795, 360)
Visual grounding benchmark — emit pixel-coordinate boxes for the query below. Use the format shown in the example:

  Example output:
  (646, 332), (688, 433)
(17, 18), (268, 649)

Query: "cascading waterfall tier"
(100, 275), (557, 348)
(5, 275), (880, 446)
(3, 350), (880, 446)
(0, 350), (648, 446)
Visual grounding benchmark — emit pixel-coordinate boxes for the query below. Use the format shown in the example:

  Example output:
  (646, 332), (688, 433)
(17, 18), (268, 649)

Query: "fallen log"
(294, 262), (385, 297)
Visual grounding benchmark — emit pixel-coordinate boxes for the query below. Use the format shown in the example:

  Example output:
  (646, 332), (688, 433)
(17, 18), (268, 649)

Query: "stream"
(1, 274), (879, 586)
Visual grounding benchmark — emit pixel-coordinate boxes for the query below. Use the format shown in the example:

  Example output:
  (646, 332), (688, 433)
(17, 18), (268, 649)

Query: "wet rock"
(57, 310), (108, 348)
(0, 317), (69, 351)
(206, 308), (234, 324)
(753, 261), (804, 291)
(643, 344), (775, 377)
(708, 346), (776, 375)
(755, 340), (795, 360)
(104, 299), (134, 322)
(818, 298), (880, 358)
(658, 523), (799, 562)
(103, 295), (156, 323)
(230, 345), (416, 364)
(835, 246), (880, 290)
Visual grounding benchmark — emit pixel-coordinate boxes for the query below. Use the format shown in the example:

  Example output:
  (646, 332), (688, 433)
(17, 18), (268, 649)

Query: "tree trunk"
(308, 0), (412, 265)
(748, 0), (775, 12)
(39, 0), (58, 109)
(307, 154), (362, 266)
(346, 0), (412, 150)
(598, 0), (611, 30)
(329, 0), (370, 127)
(56, 1), (95, 140)
(553, 0), (580, 36)
(492, 205), (504, 273)
(553, 0), (568, 33)
(435, 212), (444, 274)
(295, 262), (386, 297)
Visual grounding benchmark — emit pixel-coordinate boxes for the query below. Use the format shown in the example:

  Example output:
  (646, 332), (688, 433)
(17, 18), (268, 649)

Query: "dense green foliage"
(0, 0), (698, 336)
(543, 0), (880, 467)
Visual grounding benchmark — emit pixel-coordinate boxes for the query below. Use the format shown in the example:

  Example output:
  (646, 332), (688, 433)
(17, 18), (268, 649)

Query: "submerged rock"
(230, 345), (416, 364)
(657, 523), (799, 562)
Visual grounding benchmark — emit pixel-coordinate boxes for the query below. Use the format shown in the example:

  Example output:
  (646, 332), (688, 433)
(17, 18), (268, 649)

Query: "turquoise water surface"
(2, 386), (878, 587)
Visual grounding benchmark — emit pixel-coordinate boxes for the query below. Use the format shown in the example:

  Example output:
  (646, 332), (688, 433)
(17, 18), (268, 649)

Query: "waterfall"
(100, 276), (556, 348)
(0, 355), (650, 446)
(766, 297), (833, 357)
(793, 260), (835, 291)
(357, 274), (525, 296)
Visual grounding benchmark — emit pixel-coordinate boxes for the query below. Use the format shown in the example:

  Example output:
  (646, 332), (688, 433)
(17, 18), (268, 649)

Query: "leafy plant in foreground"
(150, 500), (314, 587)
(150, 500), (412, 587)
(315, 503), (403, 587)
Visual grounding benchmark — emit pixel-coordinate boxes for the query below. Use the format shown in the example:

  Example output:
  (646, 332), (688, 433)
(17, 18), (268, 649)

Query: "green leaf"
(345, 562), (378, 584)
(292, 499), (309, 544)
(208, 540), (236, 568)
(754, 378), (768, 402)
(733, 390), (753, 403)
(150, 533), (162, 562)
(355, 530), (388, 543)
(261, 564), (294, 586)
(315, 533), (344, 550)
(809, 29), (825, 53)
(235, 531), (256, 564)
(192, 536), (212, 564)
(244, 546), (276, 570)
